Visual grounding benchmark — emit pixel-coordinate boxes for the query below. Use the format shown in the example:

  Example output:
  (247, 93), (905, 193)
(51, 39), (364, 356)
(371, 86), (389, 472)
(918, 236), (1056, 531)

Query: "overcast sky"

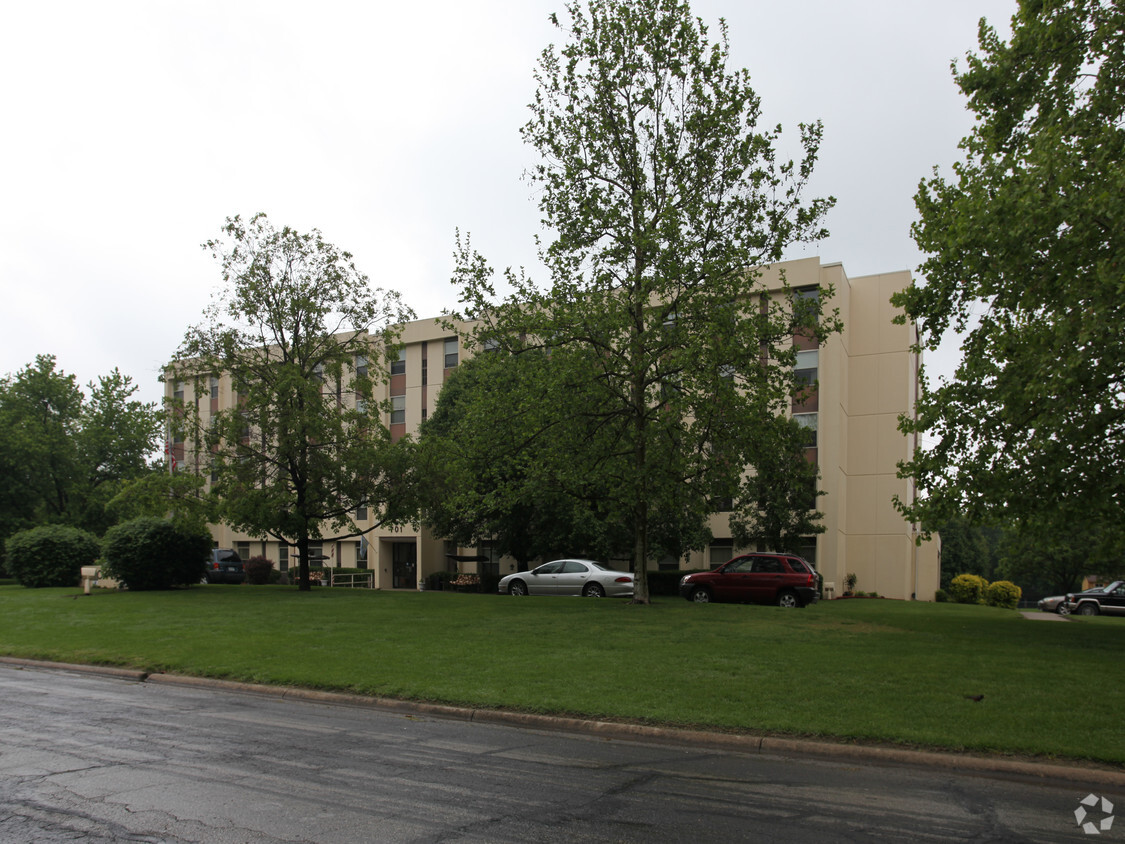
(0, 0), (1015, 409)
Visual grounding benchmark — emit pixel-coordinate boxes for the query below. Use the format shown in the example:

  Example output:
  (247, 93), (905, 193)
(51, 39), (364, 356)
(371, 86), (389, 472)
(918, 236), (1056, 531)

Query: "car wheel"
(690, 587), (711, 603)
(583, 583), (605, 598)
(1057, 604), (1070, 615)
(1077, 603), (1099, 616)
(776, 590), (800, 608)
(508, 580), (528, 596)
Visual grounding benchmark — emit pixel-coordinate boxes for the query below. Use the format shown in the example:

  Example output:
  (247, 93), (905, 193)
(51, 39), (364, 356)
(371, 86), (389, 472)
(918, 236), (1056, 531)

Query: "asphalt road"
(0, 664), (1115, 842)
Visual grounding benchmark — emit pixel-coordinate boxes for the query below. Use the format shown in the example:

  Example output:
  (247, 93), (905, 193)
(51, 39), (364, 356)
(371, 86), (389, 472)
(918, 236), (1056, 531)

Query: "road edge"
(4, 655), (1122, 789)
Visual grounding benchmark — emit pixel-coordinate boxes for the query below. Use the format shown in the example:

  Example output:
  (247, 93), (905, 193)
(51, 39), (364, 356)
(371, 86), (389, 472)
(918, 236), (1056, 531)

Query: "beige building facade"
(170, 256), (939, 600)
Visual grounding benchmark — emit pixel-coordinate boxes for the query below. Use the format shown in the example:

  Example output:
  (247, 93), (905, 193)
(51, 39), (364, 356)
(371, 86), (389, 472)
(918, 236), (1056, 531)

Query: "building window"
(797, 537), (817, 568)
(795, 286), (819, 322)
(444, 337), (458, 369)
(478, 541), (500, 577)
(278, 543), (288, 572)
(793, 413), (818, 447)
(235, 541), (251, 561)
(356, 502), (368, 521)
(795, 350), (818, 388)
(356, 538), (368, 569)
(355, 354), (368, 378)
(209, 376), (219, 400)
(709, 540), (733, 568)
(174, 381), (185, 403)
(307, 543), (324, 566)
(482, 336), (500, 353)
(390, 395), (405, 425)
(390, 349), (406, 376)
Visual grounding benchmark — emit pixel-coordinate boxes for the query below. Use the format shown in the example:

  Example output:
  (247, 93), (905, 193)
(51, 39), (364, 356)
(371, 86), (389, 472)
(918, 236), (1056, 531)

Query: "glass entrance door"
(391, 542), (416, 590)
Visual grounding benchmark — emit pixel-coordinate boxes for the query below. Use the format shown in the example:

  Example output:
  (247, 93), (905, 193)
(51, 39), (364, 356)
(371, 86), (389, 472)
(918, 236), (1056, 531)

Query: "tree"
(893, 0), (1125, 565)
(172, 214), (415, 591)
(729, 417), (825, 554)
(0, 356), (163, 542)
(106, 472), (218, 536)
(417, 349), (633, 570)
(451, 0), (836, 601)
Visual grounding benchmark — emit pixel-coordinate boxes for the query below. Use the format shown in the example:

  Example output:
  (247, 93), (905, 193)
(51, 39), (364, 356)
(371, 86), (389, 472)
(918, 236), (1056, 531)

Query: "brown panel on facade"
(390, 374), (406, 396)
(794, 332), (818, 352)
(391, 423), (407, 443)
(805, 447), (818, 465)
(793, 391), (819, 414)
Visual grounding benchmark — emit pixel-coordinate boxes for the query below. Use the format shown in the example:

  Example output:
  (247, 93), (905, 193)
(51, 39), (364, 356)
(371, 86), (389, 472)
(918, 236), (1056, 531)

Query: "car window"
(559, 561), (588, 574)
(534, 562), (563, 575)
(216, 550), (240, 562)
(751, 557), (784, 574)
(725, 557), (753, 573)
(785, 558), (809, 574)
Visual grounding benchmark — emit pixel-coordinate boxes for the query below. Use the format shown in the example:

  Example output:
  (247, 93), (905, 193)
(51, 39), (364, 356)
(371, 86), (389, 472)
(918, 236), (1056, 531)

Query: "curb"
(4, 656), (1123, 788)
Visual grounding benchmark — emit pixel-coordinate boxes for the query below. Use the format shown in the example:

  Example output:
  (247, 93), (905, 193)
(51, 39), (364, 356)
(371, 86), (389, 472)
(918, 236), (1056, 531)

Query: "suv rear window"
(785, 558), (810, 574)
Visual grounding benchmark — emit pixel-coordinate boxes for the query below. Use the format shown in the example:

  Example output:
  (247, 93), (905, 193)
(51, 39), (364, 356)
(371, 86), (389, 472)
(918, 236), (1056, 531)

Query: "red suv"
(679, 553), (820, 607)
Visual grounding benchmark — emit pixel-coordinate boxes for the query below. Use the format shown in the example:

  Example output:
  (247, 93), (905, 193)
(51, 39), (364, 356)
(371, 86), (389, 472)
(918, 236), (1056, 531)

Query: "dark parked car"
(203, 549), (245, 584)
(1063, 581), (1125, 616)
(679, 553), (819, 607)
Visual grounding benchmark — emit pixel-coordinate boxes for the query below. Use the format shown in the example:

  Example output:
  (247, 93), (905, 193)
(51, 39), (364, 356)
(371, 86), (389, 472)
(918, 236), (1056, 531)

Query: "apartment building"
(170, 256), (940, 600)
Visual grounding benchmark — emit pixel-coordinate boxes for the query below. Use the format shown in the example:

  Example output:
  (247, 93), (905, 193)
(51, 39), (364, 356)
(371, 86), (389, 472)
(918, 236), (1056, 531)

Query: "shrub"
(426, 571), (457, 591)
(985, 580), (1022, 610)
(948, 573), (989, 604)
(935, 588), (949, 602)
(5, 525), (100, 588)
(101, 517), (211, 590)
(244, 556), (274, 585)
(647, 569), (694, 596)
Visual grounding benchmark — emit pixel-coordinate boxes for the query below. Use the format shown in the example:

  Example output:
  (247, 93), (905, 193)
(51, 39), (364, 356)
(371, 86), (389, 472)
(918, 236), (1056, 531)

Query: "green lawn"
(1, 585), (1121, 765)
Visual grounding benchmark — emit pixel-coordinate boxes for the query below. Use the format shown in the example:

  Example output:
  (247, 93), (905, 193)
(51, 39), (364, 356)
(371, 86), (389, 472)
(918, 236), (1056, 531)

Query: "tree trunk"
(296, 533), (311, 592)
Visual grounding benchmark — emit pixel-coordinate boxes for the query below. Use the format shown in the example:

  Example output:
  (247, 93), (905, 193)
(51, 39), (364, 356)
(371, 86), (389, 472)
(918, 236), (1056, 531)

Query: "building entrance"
(391, 542), (416, 590)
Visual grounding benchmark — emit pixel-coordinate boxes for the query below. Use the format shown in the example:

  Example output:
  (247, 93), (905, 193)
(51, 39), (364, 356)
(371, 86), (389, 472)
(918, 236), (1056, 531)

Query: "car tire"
(776, 590), (800, 608)
(1077, 603), (1099, 616)
(689, 587), (711, 603)
(508, 580), (528, 596)
(1057, 604), (1070, 615)
(583, 583), (605, 598)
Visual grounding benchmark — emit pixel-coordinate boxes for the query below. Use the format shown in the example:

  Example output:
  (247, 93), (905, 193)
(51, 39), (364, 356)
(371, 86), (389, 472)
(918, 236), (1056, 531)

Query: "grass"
(1, 585), (1122, 766)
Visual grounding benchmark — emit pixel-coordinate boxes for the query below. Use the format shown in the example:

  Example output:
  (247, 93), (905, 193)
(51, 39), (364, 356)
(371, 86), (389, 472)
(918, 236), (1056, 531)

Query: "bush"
(244, 556), (274, 585)
(934, 588), (949, 602)
(101, 517), (211, 590)
(648, 569), (695, 596)
(985, 580), (1022, 610)
(5, 525), (100, 588)
(426, 571), (455, 591)
(948, 573), (989, 604)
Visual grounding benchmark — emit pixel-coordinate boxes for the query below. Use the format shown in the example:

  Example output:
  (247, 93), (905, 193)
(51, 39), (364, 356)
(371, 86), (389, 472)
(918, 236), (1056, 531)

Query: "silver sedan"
(498, 559), (634, 598)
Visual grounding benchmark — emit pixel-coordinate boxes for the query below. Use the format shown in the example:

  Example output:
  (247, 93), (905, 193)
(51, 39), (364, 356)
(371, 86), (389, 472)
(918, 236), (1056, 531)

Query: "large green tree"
(0, 355), (162, 543)
(172, 214), (416, 591)
(451, 0), (836, 601)
(416, 351), (616, 570)
(893, 0), (1125, 563)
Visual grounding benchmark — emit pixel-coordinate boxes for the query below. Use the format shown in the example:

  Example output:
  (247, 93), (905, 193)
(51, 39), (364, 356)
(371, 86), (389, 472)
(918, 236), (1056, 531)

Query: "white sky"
(0, 0), (1014, 409)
